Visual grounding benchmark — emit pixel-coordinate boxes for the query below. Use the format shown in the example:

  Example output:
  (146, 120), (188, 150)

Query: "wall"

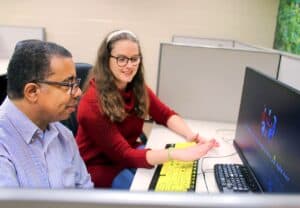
(0, 0), (279, 90)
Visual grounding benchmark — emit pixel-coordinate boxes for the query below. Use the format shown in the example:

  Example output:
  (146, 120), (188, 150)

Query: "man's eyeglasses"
(33, 78), (81, 95)
(110, 55), (141, 67)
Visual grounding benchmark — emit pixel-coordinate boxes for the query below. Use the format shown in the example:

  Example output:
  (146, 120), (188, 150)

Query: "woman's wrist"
(167, 147), (174, 161)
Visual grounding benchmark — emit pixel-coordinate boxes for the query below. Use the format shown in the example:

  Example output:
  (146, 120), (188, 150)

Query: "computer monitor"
(234, 67), (300, 192)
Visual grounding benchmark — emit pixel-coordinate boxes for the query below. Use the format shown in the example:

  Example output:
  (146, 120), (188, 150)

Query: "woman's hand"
(187, 133), (219, 147)
(172, 139), (218, 161)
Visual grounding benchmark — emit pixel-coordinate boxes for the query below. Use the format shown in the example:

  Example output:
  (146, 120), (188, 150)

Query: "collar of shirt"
(2, 98), (58, 147)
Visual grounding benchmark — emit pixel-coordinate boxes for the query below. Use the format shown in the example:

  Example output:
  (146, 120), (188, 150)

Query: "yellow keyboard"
(148, 142), (198, 192)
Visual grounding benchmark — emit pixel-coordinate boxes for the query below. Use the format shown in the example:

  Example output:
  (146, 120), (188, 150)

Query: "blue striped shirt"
(0, 98), (93, 188)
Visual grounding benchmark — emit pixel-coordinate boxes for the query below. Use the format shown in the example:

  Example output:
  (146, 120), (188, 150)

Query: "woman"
(76, 30), (218, 189)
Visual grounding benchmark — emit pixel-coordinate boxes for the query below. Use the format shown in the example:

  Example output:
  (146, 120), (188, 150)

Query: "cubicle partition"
(172, 36), (234, 48)
(172, 35), (265, 51)
(0, 25), (45, 102)
(0, 25), (45, 59)
(233, 40), (266, 51)
(278, 53), (300, 91)
(157, 43), (280, 123)
(172, 35), (300, 92)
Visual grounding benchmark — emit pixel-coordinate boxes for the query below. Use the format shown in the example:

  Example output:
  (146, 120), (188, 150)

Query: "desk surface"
(130, 119), (242, 193)
(0, 59), (9, 75)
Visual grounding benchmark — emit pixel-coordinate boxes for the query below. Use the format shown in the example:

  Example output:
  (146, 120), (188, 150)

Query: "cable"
(200, 152), (238, 193)
(200, 126), (238, 193)
(215, 128), (235, 144)
(200, 158), (211, 193)
(197, 158), (209, 193)
(204, 152), (238, 159)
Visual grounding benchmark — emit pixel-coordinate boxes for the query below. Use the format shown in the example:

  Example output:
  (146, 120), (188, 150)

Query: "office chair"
(60, 63), (92, 136)
(0, 74), (7, 105)
(139, 132), (148, 144)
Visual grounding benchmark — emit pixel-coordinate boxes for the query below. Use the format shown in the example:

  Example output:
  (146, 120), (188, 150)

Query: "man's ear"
(23, 83), (40, 102)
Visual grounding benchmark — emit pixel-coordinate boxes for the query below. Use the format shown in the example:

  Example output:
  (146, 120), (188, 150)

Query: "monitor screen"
(234, 67), (300, 192)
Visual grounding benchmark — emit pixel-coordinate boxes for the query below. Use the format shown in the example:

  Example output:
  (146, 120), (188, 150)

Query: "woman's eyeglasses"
(110, 55), (141, 67)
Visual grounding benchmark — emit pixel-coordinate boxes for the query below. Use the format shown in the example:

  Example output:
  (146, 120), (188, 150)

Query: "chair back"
(75, 63), (92, 89)
(0, 74), (7, 104)
(60, 63), (92, 136)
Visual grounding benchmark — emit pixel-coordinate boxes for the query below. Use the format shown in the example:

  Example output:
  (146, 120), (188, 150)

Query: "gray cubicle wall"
(278, 53), (300, 91)
(172, 35), (234, 48)
(0, 25), (45, 58)
(172, 36), (300, 92)
(157, 43), (280, 123)
(172, 35), (265, 51)
(233, 41), (266, 51)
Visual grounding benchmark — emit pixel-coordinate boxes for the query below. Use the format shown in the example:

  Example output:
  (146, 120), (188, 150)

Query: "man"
(0, 40), (93, 188)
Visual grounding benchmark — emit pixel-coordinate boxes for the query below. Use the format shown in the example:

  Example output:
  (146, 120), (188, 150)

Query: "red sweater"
(76, 79), (176, 187)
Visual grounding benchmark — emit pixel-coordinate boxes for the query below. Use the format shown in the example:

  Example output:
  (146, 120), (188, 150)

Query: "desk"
(0, 59), (9, 75)
(130, 119), (242, 193)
